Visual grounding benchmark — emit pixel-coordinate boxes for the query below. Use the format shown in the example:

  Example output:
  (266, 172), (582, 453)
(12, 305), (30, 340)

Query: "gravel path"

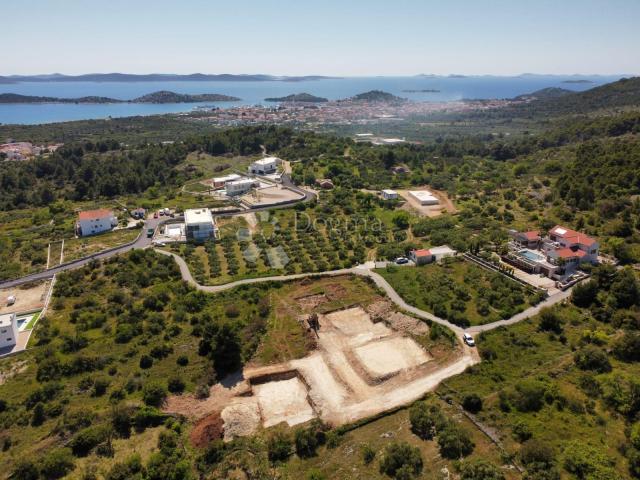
(156, 249), (572, 336)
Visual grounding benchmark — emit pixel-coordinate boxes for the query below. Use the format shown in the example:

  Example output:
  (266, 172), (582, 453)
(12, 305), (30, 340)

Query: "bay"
(0, 75), (623, 125)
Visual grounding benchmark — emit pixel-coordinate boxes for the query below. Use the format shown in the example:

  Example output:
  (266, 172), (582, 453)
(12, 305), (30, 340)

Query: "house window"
(7, 338), (12, 342)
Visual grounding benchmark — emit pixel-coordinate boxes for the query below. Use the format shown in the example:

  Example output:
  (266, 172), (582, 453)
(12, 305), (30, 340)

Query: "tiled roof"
(550, 225), (596, 247)
(78, 209), (113, 220)
(413, 249), (431, 257)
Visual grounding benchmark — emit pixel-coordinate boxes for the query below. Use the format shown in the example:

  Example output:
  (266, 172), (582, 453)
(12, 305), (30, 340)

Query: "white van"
(463, 333), (475, 347)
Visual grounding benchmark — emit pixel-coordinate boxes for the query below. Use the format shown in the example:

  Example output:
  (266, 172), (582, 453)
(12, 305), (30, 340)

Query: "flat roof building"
(212, 173), (241, 188)
(409, 190), (439, 206)
(226, 178), (256, 196)
(248, 157), (278, 175)
(185, 208), (216, 241)
(0, 313), (17, 350)
(381, 189), (398, 200)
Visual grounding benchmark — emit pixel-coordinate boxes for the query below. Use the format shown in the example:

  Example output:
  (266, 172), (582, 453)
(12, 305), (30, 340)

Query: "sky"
(4, 0), (639, 76)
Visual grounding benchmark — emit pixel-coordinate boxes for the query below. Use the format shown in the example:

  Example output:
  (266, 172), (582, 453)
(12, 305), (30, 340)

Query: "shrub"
(40, 448), (75, 479)
(70, 425), (110, 456)
(462, 393), (483, 414)
(612, 331), (640, 362)
(267, 430), (292, 463)
(139, 355), (153, 369)
(142, 381), (167, 407)
(31, 402), (46, 426)
(409, 401), (444, 440)
(176, 355), (189, 366)
(519, 439), (556, 468)
(459, 459), (505, 480)
(362, 443), (376, 464)
(295, 426), (319, 458)
(538, 308), (563, 333)
(11, 460), (39, 480)
(105, 453), (144, 480)
(511, 420), (532, 442)
(437, 422), (475, 459)
(92, 378), (109, 397)
(167, 377), (185, 394)
(379, 441), (423, 478)
(563, 441), (617, 479)
(574, 346), (611, 373)
(512, 379), (546, 412)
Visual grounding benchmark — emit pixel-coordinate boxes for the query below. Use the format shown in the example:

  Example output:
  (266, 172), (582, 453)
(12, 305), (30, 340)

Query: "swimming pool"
(518, 250), (545, 262)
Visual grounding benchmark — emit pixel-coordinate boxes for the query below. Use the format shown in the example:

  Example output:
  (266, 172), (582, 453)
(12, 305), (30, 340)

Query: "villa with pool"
(504, 225), (599, 280)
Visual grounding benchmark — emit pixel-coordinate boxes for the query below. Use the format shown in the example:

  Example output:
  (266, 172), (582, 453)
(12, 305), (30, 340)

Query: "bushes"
(69, 425), (111, 456)
(510, 379), (547, 412)
(436, 421), (475, 459)
(267, 430), (293, 463)
(362, 443), (376, 465)
(462, 393), (483, 414)
(612, 331), (640, 362)
(562, 441), (617, 479)
(573, 346), (612, 373)
(294, 420), (326, 458)
(538, 308), (563, 333)
(459, 459), (505, 480)
(409, 400), (444, 440)
(40, 448), (75, 479)
(167, 377), (186, 394)
(142, 381), (167, 407)
(378, 441), (423, 479)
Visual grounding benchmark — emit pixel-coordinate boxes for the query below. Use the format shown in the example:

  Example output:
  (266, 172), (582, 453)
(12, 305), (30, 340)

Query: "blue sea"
(0, 75), (624, 125)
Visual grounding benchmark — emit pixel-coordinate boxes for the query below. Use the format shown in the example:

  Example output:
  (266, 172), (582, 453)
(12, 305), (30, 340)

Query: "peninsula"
(0, 90), (240, 104)
(264, 93), (328, 103)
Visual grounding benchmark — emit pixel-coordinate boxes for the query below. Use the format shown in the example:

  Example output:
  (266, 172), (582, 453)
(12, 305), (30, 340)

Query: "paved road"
(157, 250), (572, 336)
(0, 174), (316, 290)
(0, 216), (166, 289)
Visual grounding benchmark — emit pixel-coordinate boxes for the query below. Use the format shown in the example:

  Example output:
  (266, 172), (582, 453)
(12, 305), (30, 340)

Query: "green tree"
(409, 401), (444, 440)
(142, 381), (167, 407)
(462, 393), (483, 414)
(459, 459), (505, 480)
(574, 346), (611, 373)
(267, 430), (292, 463)
(379, 441), (423, 479)
(437, 422), (475, 459)
(40, 448), (75, 479)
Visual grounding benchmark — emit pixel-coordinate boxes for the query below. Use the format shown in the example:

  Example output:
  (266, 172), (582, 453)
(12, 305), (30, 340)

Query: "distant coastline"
(561, 79), (594, 84)
(0, 90), (241, 104)
(0, 73), (340, 84)
(402, 89), (441, 93)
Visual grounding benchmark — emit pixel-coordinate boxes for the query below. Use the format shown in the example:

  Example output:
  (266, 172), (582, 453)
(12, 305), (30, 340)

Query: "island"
(562, 79), (594, 84)
(264, 93), (328, 103)
(0, 90), (240, 104)
(131, 91), (240, 103)
(402, 89), (441, 93)
(348, 90), (405, 102)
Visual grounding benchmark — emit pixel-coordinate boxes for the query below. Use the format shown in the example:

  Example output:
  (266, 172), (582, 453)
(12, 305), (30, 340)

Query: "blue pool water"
(519, 250), (544, 262)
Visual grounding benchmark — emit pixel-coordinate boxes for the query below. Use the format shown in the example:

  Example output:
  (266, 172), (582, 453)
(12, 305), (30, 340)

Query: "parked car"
(395, 257), (409, 264)
(152, 240), (166, 247)
(153, 212), (158, 219)
(463, 333), (475, 347)
(159, 210), (165, 216)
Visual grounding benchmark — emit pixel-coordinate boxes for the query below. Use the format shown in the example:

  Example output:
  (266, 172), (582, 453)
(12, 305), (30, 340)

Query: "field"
(378, 257), (541, 326)
(62, 228), (141, 262)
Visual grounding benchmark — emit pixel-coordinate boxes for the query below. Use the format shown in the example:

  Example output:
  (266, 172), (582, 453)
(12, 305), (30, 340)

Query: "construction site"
(164, 277), (479, 443)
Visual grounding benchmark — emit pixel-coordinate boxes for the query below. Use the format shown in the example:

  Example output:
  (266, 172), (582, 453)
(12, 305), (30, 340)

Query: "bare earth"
(193, 306), (479, 439)
(397, 187), (457, 217)
(0, 281), (49, 315)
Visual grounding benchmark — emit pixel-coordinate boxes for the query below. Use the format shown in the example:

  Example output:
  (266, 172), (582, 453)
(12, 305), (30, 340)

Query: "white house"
(409, 190), (439, 206)
(248, 157), (278, 175)
(185, 209), (216, 240)
(212, 173), (241, 189)
(0, 313), (18, 349)
(381, 189), (398, 200)
(409, 245), (456, 265)
(226, 178), (256, 196)
(77, 209), (117, 237)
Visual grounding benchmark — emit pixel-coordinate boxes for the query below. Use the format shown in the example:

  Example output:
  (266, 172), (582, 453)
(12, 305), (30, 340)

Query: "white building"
(0, 313), (18, 349)
(212, 173), (241, 189)
(77, 209), (117, 237)
(185, 208), (216, 240)
(248, 157), (278, 175)
(226, 179), (256, 196)
(409, 190), (439, 206)
(409, 245), (456, 265)
(381, 189), (398, 200)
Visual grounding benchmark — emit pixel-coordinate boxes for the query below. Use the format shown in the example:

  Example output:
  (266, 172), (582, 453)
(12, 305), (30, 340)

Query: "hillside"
(513, 87), (573, 101)
(264, 92), (328, 103)
(131, 90), (240, 103)
(348, 90), (405, 102)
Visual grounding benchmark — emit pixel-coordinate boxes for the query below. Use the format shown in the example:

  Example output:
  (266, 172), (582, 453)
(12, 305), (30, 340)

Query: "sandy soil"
(241, 185), (303, 207)
(397, 187), (456, 217)
(354, 337), (431, 379)
(0, 281), (49, 315)
(254, 377), (316, 428)
(188, 305), (478, 440)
